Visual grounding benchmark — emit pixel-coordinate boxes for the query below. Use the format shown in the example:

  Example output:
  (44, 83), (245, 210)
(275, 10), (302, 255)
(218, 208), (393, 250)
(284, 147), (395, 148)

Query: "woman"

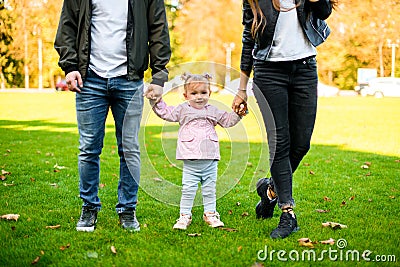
(232, 0), (337, 239)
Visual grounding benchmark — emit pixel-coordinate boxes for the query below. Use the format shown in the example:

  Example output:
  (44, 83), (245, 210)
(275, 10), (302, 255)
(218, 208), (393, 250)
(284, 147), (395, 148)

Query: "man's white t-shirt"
(89, 0), (128, 78)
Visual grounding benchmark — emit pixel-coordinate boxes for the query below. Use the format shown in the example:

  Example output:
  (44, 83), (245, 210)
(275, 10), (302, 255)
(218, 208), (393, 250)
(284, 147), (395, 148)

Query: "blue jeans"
(253, 57), (318, 208)
(76, 69), (143, 213)
(180, 160), (218, 215)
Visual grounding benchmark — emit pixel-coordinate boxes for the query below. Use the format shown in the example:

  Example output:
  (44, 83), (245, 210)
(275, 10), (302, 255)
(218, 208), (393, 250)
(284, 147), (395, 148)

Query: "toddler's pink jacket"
(152, 100), (241, 160)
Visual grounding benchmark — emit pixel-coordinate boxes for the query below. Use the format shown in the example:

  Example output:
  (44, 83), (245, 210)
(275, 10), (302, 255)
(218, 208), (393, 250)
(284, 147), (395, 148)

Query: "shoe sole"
(173, 226), (187, 230)
(270, 226), (300, 239)
(124, 227), (140, 232)
(173, 221), (191, 230)
(206, 223), (224, 228)
(76, 226), (95, 232)
(256, 178), (277, 219)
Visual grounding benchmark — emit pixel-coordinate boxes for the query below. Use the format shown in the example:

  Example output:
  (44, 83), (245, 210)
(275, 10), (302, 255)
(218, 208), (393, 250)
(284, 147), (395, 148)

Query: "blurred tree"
(173, 0), (243, 84)
(0, 2), (23, 88)
(4, 0), (64, 89)
(319, 0), (400, 89)
(1, 0), (399, 89)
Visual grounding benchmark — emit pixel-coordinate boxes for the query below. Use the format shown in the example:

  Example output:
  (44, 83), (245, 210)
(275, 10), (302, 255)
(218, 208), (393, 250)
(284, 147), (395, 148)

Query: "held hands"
(143, 84), (163, 106)
(232, 90), (248, 117)
(65, 71), (83, 93)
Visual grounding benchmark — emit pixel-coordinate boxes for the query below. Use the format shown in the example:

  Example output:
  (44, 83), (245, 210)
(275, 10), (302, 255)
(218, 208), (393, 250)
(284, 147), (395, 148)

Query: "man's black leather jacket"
(54, 0), (171, 86)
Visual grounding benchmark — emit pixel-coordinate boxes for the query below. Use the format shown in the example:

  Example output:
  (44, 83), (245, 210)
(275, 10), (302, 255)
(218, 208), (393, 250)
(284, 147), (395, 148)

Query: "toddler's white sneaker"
(173, 214), (192, 230)
(203, 211), (224, 228)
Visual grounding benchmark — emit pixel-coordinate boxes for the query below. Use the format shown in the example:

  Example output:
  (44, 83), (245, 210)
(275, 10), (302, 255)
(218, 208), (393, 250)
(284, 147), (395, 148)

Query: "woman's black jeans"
(253, 57), (318, 209)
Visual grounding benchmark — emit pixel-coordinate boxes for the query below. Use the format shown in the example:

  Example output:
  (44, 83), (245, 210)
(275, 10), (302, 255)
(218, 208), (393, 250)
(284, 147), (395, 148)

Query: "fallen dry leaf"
(46, 224), (61, 229)
(247, 162), (253, 167)
(251, 262), (265, 267)
(187, 233), (201, 237)
(309, 170), (315, 175)
(53, 169), (61, 173)
(320, 238), (335, 245)
(50, 183), (58, 188)
(364, 162), (372, 166)
(111, 245), (117, 254)
(241, 212), (249, 217)
(389, 196), (396, 199)
(322, 222), (348, 229)
(298, 238), (314, 248)
(228, 210), (233, 215)
(0, 175), (6, 181)
(315, 209), (330, 213)
(99, 183), (105, 188)
(220, 227), (238, 232)
(30, 178), (35, 182)
(323, 196), (332, 202)
(349, 196), (355, 201)
(54, 164), (67, 170)
(303, 163), (310, 166)
(60, 243), (71, 251)
(31, 256), (40, 264)
(1, 169), (11, 175)
(237, 246), (243, 252)
(340, 201), (346, 207)
(365, 172), (371, 176)
(153, 177), (162, 182)
(1, 214), (20, 221)
(395, 159), (400, 163)
(87, 251), (98, 258)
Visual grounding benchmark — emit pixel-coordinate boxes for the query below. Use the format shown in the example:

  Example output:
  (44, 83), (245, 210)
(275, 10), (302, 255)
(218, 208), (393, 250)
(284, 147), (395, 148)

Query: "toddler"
(145, 73), (242, 229)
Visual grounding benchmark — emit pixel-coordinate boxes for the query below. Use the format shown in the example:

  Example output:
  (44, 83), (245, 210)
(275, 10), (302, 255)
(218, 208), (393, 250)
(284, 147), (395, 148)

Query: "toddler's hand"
(144, 84), (163, 103)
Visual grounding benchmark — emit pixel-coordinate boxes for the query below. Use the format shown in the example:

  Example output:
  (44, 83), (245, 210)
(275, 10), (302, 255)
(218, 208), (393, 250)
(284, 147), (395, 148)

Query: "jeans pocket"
(306, 58), (317, 70)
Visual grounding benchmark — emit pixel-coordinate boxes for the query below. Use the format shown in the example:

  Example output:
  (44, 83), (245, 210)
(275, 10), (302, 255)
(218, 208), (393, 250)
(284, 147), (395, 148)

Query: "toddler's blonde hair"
(181, 72), (212, 93)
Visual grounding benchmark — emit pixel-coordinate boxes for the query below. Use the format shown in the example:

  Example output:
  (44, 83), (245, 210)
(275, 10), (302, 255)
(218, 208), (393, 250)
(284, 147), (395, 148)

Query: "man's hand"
(65, 71), (83, 93)
(232, 90), (248, 117)
(144, 84), (163, 104)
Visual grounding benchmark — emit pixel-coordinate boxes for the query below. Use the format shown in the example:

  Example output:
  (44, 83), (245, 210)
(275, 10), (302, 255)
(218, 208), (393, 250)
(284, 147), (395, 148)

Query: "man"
(54, 0), (170, 232)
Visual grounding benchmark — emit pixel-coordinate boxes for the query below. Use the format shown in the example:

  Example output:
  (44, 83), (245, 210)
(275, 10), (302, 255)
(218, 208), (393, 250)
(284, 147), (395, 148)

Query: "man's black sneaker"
(270, 211), (300, 239)
(119, 210), (140, 232)
(76, 206), (98, 232)
(255, 178), (277, 219)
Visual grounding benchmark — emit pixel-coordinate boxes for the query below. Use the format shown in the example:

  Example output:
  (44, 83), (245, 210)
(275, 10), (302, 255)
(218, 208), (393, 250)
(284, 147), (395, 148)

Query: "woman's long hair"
(248, 0), (338, 38)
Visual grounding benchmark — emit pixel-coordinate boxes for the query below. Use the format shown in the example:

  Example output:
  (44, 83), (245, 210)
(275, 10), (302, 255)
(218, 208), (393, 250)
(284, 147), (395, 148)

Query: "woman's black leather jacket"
(240, 0), (333, 71)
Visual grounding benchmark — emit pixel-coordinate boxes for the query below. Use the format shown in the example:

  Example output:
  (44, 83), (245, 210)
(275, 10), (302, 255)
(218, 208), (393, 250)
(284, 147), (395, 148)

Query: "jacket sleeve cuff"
(151, 69), (169, 87)
(64, 65), (79, 76)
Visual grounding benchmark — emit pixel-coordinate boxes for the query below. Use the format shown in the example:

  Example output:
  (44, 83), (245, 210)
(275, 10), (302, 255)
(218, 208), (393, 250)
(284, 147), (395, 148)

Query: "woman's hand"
(232, 90), (248, 117)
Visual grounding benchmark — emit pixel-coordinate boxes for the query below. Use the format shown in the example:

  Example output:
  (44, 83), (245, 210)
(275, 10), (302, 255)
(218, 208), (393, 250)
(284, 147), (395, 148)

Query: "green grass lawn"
(0, 92), (399, 266)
